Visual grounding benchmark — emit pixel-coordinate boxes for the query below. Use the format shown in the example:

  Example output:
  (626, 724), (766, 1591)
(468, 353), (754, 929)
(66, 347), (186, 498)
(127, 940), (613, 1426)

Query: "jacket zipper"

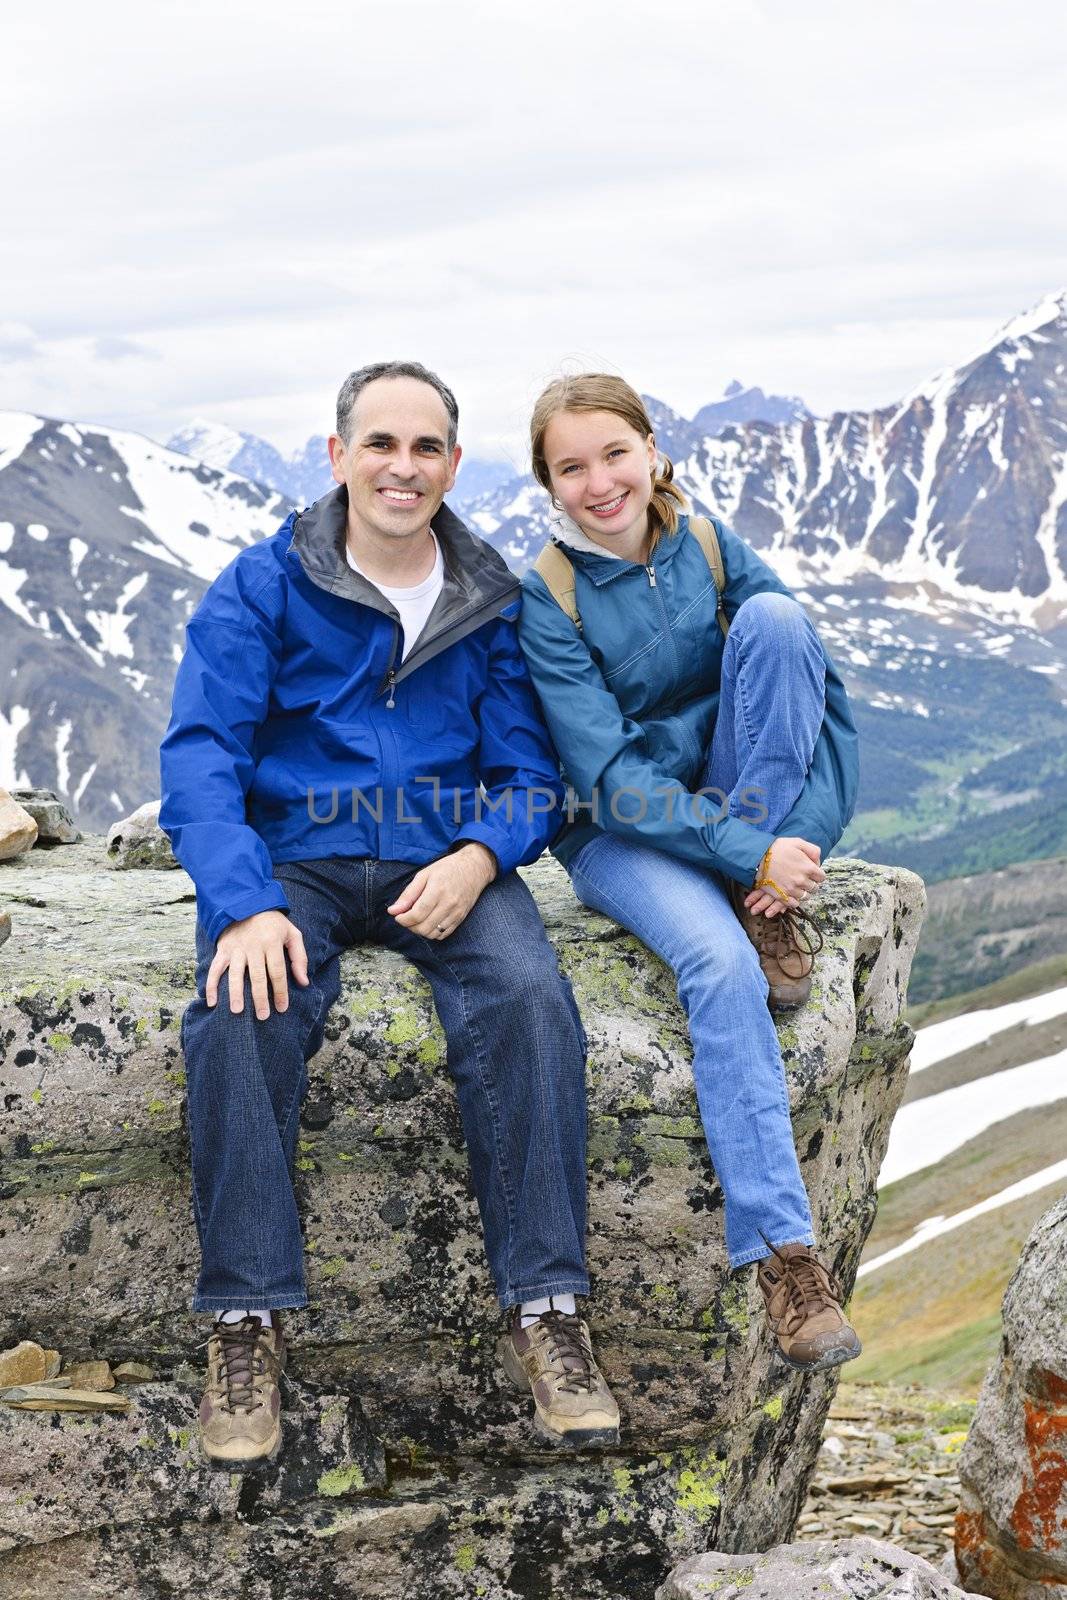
(380, 624), (401, 708)
(646, 564), (657, 588)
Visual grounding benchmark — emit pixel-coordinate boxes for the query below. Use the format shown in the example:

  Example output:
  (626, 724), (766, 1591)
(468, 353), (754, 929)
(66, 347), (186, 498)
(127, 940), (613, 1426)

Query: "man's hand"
(388, 843), (497, 939)
(743, 837), (825, 919)
(205, 910), (310, 1021)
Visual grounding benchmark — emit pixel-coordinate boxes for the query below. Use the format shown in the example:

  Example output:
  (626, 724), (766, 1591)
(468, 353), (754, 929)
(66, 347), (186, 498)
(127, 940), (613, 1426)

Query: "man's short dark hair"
(335, 361), (459, 451)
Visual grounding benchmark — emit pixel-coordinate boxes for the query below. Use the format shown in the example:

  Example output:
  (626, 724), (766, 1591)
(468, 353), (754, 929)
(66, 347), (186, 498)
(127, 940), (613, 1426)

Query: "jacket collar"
(291, 484), (514, 604)
(288, 485), (519, 680)
(548, 507), (690, 586)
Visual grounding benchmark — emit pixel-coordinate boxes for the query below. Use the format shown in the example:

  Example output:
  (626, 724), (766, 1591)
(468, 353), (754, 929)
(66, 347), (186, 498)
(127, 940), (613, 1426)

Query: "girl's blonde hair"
(529, 373), (687, 552)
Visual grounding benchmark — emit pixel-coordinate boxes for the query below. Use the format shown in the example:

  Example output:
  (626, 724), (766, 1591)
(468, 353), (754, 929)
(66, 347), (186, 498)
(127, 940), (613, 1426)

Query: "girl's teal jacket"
(518, 514), (860, 887)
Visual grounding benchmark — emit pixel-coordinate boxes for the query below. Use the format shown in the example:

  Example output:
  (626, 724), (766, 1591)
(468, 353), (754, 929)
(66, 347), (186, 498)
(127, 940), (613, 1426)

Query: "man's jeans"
(568, 592), (826, 1268)
(182, 859), (590, 1313)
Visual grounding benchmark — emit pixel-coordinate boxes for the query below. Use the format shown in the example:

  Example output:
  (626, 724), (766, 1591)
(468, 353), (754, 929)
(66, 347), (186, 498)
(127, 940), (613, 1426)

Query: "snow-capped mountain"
(0, 414), (292, 826)
(167, 419), (518, 517)
(466, 290), (1067, 631)
(166, 420), (332, 509)
(692, 378), (810, 436)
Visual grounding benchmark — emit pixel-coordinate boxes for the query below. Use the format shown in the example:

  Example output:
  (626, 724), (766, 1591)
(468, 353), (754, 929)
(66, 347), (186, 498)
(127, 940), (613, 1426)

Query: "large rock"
(0, 836), (924, 1598)
(658, 1536), (986, 1598)
(9, 789), (80, 845)
(955, 1194), (1067, 1599)
(104, 800), (178, 869)
(0, 789), (36, 861)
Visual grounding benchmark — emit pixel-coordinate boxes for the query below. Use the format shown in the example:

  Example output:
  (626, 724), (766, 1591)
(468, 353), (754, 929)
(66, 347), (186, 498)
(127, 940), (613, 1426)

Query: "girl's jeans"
(567, 592), (826, 1267)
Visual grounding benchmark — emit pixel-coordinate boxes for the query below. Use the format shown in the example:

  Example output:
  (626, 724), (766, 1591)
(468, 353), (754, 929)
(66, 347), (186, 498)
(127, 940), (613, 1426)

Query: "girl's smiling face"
(543, 408), (657, 556)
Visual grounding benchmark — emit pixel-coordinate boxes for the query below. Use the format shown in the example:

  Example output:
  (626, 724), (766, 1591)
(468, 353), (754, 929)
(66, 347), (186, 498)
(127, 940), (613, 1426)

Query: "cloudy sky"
(3, 0), (1065, 465)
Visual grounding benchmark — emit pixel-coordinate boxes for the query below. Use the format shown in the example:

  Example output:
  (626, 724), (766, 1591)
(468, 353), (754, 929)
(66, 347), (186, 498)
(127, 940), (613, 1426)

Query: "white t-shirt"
(346, 534), (445, 661)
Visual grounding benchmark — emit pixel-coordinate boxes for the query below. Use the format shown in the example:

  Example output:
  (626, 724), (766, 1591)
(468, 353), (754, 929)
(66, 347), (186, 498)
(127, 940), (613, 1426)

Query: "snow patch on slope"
(0, 412), (41, 471)
(0, 703), (31, 789)
(114, 429), (273, 582)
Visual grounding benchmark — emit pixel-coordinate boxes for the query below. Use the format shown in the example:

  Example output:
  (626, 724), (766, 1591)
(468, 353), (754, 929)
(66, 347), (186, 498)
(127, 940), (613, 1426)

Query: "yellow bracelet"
(754, 845), (788, 902)
(755, 873), (790, 902)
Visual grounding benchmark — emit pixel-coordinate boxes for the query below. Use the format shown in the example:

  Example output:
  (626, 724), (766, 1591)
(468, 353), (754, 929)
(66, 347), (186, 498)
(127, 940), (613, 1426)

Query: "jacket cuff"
(448, 837), (500, 876)
(711, 819), (778, 889)
(204, 883), (291, 943)
(452, 823), (518, 877)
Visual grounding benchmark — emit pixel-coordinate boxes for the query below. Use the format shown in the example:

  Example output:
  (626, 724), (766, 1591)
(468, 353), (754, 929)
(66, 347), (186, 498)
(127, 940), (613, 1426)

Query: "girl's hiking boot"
(501, 1308), (621, 1448)
(727, 882), (823, 1011)
(756, 1241), (861, 1372)
(199, 1314), (285, 1466)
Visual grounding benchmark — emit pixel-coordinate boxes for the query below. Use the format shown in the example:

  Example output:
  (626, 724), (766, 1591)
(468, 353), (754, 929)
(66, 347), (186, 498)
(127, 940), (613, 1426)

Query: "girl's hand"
(743, 837), (825, 918)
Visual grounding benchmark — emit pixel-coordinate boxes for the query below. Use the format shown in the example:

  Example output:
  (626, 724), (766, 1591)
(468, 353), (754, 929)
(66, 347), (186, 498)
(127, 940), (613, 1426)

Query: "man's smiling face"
(328, 375), (461, 544)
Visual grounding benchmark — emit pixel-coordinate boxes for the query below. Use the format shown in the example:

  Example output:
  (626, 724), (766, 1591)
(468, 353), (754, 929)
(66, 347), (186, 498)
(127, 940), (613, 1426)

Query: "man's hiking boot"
(199, 1314), (285, 1466)
(501, 1308), (621, 1449)
(728, 881), (823, 1011)
(757, 1242), (861, 1373)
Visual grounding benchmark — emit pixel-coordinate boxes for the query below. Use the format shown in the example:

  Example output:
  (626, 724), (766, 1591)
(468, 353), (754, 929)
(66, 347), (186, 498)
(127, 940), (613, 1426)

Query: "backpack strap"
(534, 520), (729, 640)
(687, 515), (730, 638)
(533, 541), (582, 631)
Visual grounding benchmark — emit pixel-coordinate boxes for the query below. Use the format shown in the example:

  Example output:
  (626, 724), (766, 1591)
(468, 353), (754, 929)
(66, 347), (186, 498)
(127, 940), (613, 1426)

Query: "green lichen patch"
(316, 1464), (366, 1497)
(454, 1542), (478, 1573)
(675, 1448), (726, 1520)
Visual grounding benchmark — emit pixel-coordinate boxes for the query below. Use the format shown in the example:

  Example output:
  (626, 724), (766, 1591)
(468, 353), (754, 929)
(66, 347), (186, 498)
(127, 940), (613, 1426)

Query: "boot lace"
(533, 1311), (597, 1395)
(763, 1241), (841, 1333)
(201, 1318), (271, 1414)
(752, 905), (824, 970)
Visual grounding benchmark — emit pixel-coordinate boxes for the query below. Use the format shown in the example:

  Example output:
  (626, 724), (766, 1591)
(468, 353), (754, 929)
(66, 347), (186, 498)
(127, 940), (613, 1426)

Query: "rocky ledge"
(0, 838), (924, 1599)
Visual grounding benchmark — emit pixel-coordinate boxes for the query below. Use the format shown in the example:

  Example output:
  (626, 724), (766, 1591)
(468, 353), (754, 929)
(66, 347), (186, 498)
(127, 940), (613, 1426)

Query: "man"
(160, 361), (620, 1466)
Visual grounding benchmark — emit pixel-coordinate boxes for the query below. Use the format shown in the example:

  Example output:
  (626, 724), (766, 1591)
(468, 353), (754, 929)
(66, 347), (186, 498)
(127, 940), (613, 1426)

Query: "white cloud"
(2, 0), (1065, 455)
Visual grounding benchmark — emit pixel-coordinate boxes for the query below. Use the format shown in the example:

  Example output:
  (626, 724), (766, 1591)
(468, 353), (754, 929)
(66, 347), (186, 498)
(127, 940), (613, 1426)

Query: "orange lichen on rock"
(955, 1504), (992, 1576)
(1035, 1370), (1067, 1406)
(1009, 1400), (1067, 1553)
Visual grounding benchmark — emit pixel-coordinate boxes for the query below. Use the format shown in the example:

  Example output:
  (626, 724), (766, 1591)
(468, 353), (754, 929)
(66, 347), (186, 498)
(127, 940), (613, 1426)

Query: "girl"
(518, 373), (862, 1373)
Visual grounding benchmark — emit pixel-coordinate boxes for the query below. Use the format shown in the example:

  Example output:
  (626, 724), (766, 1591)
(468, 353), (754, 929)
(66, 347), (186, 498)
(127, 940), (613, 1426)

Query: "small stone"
(105, 801), (178, 870)
(0, 1377), (71, 1396)
(113, 1361), (155, 1384)
(0, 910), (9, 947)
(823, 1472), (912, 1493)
(60, 1359), (114, 1391)
(10, 789), (81, 845)
(0, 1341), (49, 1388)
(0, 789), (38, 861)
(1, 1385), (130, 1412)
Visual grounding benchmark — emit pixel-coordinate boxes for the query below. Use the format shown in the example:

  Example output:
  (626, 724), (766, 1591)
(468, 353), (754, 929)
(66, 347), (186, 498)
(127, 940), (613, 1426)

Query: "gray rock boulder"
(104, 800), (178, 869)
(9, 789), (80, 845)
(658, 1536), (986, 1598)
(0, 789), (36, 861)
(955, 1193), (1067, 1599)
(0, 837), (925, 1598)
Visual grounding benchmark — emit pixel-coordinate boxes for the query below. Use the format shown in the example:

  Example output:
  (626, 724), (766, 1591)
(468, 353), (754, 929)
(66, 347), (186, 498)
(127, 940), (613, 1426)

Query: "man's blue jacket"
(159, 489), (565, 942)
